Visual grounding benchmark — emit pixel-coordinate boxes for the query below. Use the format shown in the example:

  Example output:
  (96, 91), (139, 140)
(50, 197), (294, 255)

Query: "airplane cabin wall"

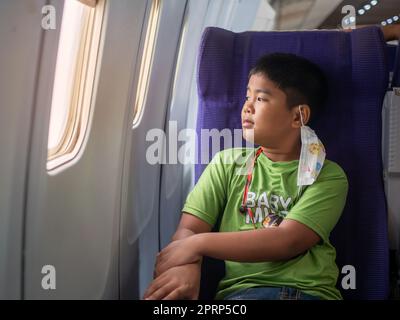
(0, 0), (154, 299)
(0, 0), (50, 300)
(22, 0), (155, 299)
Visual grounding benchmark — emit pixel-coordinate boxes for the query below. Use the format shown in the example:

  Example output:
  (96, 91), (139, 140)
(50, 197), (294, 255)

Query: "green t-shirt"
(182, 148), (349, 300)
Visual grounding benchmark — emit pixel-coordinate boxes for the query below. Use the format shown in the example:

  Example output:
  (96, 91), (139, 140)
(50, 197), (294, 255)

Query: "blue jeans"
(223, 286), (321, 300)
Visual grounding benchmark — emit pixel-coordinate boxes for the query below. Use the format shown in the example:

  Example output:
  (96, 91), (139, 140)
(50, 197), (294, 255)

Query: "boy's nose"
(244, 102), (255, 114)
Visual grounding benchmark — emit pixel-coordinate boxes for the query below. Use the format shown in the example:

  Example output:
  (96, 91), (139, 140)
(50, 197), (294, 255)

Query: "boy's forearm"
(172, 228), (196, 241)
(193, 228), (293, 262)
(171, 228), (203, 264)
(154, 228), (202, 278)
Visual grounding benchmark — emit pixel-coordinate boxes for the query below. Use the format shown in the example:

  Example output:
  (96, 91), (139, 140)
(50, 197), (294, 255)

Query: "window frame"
(47, 0), (106, 173)
(132, 0), (162, 128)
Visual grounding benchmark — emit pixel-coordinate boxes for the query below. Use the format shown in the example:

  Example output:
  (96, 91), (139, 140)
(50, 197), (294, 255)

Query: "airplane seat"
(195, 26), (391, 300)
(387, 44), (397, 76)
(388, 43), (400, 87)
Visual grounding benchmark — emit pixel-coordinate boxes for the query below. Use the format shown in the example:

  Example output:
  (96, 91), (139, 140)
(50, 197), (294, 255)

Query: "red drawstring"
(241, 147), (264, 229)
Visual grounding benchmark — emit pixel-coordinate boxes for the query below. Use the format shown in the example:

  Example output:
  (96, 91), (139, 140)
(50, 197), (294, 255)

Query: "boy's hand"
(156, 236), (202, 275)
(143, 263), (201, 300)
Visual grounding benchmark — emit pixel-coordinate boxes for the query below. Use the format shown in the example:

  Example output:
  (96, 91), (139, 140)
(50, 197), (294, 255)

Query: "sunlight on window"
(47, 0), (105, 173)
(132, 0), (161, 127)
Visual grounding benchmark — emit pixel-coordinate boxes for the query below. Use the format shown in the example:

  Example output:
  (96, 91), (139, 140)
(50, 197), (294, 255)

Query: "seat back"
(195, 26), (390, 299)
(388, 43), (400, 87)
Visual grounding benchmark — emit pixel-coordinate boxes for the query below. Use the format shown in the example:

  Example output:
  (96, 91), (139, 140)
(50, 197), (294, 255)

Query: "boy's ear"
(292, 104), (311, 128)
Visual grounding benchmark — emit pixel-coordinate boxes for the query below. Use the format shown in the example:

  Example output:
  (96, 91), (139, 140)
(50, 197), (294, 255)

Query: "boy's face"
(242, 73), (296, 148)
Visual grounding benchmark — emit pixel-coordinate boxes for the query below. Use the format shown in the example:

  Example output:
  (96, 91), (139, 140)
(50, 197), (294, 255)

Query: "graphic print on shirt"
(244, 191), (292, 228)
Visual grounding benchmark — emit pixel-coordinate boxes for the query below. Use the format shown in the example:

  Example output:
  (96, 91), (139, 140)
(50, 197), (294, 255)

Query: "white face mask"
(297, 105), (326, 187)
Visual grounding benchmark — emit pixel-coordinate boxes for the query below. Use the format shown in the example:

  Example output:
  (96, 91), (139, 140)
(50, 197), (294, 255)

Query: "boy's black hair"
(249, 53), (328, 123)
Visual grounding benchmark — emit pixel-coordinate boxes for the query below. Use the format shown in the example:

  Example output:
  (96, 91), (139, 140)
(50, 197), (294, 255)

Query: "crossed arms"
(143, 212), (319, 300)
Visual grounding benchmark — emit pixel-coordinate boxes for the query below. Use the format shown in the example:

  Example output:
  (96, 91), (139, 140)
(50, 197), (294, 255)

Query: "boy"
(144, 53), (348, 300)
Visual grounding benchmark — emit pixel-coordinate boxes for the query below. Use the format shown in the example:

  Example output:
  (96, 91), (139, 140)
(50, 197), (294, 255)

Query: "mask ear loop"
(297, 105), (305, 199)
(298, 105), (305, 127)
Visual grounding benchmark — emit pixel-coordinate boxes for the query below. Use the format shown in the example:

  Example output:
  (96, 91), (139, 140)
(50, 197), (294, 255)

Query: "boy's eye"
(257, 97), (266, 102)
(245, 96), (250, 101)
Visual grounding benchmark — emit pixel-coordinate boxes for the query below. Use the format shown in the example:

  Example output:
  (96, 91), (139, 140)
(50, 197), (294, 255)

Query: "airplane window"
(132, 0), (161, 127)
(77, 0), (98, 7)
(47, 0), (105, 172)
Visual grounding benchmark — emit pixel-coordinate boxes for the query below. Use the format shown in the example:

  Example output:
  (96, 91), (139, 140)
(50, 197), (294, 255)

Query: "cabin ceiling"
(319, 0), (400, 29)
(270, 0), (399, 30)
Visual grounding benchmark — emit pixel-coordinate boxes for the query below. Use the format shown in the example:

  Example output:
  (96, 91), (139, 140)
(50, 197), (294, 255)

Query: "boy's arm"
(154, 212), (211, 278)
(144, 151), (227, 299)
(156, 218), (320, 274)
(195, 218), (319, 261)
(143, 213), (212, 300)
(172, 212), (212, 239)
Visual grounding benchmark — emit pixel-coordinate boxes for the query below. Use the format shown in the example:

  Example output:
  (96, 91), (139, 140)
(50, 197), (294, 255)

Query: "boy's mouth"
(242, 119), (254, 128)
